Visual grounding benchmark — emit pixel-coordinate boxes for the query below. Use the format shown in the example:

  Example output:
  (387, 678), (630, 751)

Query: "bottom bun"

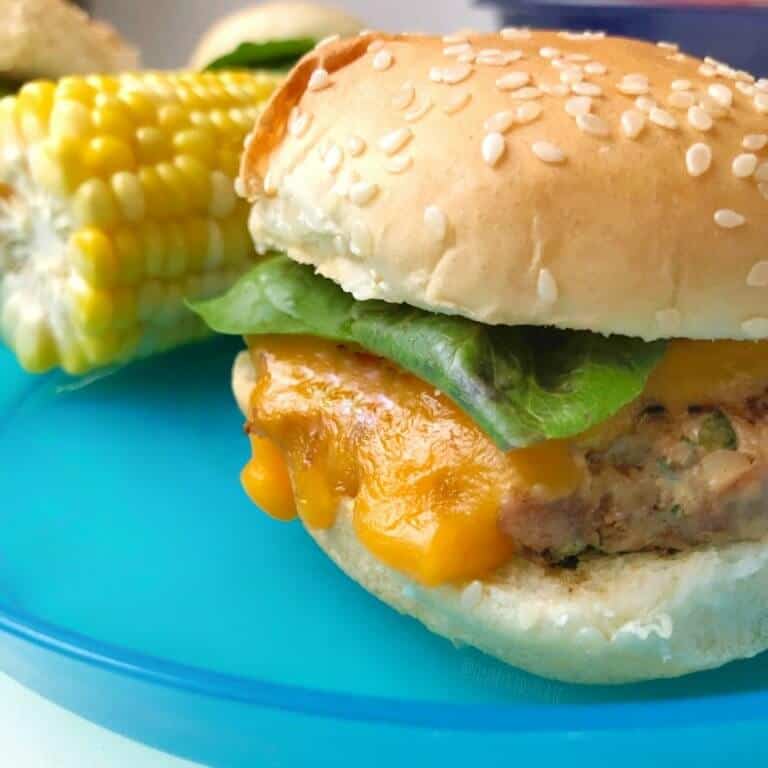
(233, 351), (768, 684)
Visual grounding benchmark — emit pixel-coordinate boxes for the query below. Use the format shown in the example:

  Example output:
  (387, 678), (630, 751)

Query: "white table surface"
(0, 673), (202, 767)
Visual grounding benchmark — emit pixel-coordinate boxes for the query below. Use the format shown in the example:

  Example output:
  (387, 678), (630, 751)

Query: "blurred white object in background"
(90, 0), (500, 68)
(189, 2), (364, 69)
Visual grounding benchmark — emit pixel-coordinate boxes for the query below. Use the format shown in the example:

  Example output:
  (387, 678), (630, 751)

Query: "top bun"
(188, 2), (364, 70)
(0, 0), (138, 79)
(240, 30), (768, 341)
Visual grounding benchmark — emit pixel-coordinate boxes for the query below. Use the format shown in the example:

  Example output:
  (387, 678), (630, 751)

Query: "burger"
(194, 29), (768, 683)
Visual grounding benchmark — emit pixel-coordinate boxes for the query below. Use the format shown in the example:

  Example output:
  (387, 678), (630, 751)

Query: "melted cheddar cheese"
(241, 337), (768, 585)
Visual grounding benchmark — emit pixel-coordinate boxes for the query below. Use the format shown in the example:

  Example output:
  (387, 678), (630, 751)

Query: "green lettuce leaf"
(190, 255), (666, 450)
(204, 38), (316, 72)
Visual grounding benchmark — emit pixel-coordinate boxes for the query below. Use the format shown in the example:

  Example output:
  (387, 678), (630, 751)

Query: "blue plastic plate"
(2, 339), (768, 767)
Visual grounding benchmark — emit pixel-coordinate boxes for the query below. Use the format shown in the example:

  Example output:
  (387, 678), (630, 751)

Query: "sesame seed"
(621, 109), (645, 139)
(687, 105), (713, 131)
(736, 82), (756, 97)
(714, 209), (746, 229)
(532, 141), (566, 164)
(443, 43), (473, 56)
(378, 127), (413, 155)
(576, 113), (609, 137)
(476, 53), (509, 67)
(565, 96), (592, 117)
(560, 69), (584, 85)
(510, 86), (542, 101)
(566, 53), (591, 63)
(656, 308), (681, 334)
(392, 82), (415, 111)
(736, 71), (756, 83)
(504, 51), (524, 64)
(500, 27), (532, 40)
(708, 83), (733, 107)
(649, 107), (678, 129)
(478, 47), (503, 57)
(634, 96), (657, 113)
(323, 144), (343, 173)
(617, 77), (649, 96)
(732, 153), (758, 179)
(685, 143), (712, 177)
(539, 82), (570, 96)
(441, 64), (473, 85)
(316, 34), (340, 48)
(539, 47), (560, 59)
(385, 154), (412, 174)
(698, 95), (728, 118)
(332, 169), (359, 198)
(496, 71), (530, 91)
(288, 108), (312, 137)
(757, 79), (768, 93)
(571, 81), (602, 97)
(457, 52), (476, 64)
(349, 181), (378, 206)
(308, 68), (330, 91)
(442, 33), (467, 44)
(667, 53), (686, 62)
(482, 132), (506, 167)
(429, 67), (443, 83)
(372, 50), (393, 71)
(699, 63), (717, 77)
(442, 91), (471, 114)
(516, 102), (543, 124)
(404, 97), (433, 123)
(460, 580), (483, 610)
(367, 40), (385, 53)
(584, 62), (607, 75)
(760, 182), (768, 200)
(537, 268), (558, 303)
(747, 261), (768, 287)
(755, 162), (768, 182)
(756, 93), (768, 113)
(668, 91), (695, 109)
(423, 204), (448, 241)
(551, 58), (569, 71)
(346, 135), (366, 156)
(742, 318), (768, 338)
(485, 110), (516, 133)
(671, 79), (692, 91)
(350, 220), (372, 259)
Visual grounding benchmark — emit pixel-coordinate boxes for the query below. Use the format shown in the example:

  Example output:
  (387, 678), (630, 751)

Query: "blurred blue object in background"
(479, 2), (768, 75)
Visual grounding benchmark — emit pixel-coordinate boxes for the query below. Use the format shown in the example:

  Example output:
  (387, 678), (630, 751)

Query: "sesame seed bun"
(188, 2), (365, 70)
(0, 0), (138, 80)
(240, 30), (768, 341)
(232, 350), (768, 683)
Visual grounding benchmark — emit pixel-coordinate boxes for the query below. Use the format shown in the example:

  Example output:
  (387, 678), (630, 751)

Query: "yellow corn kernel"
(138, 279), (164, 321)
(86, 75), (119, 94)
(80, 329), (125, 367)
(135, 125), (171, 164)
(49, 99), (92, 139)
(137, 166), (171, 219)
(70, 277), (113, 333)
(216, 146), (241, 177)
(112, 289), (138, 331)
(140, 221), (166, 277)
(111, 171), (146, 222)
(157, 103), (186, 131)
(219, 213), (251, 265)
(84, 136), (135, 176)
(119, 91), (157, 124)
(92, 101), (134, 142)
(112, 228), (143, 285)
(209, 170), (236, 218)
(163, 222), (187, 278)
(184, 217), (210, 272)
(155, 162), (189, 217)
(56, 78), (95, 105)
(72, 178), (119, 227)
(173, 155), (210, 212)
(68, 228), (117, 288)
(173, 127), (215, 162)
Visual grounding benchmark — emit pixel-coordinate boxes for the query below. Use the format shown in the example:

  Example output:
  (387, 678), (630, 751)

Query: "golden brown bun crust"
(241, 30), (768, 341)
(189, 2), (364, 70)
(232, 351), (768, 683)
(0, 0), (139, 79)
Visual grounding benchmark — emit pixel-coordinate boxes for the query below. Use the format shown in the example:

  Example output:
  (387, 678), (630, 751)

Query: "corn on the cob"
(0, 70), (280, 374)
